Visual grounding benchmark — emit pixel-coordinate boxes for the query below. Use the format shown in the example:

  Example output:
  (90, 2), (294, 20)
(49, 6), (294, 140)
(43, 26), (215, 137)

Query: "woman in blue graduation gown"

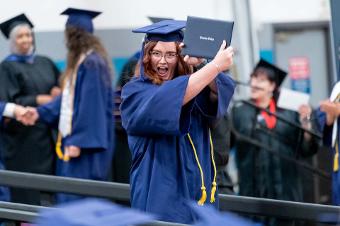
(33, 8), (114, 203)
(0, 14), (60, 205)
(120, 20), (235, 224)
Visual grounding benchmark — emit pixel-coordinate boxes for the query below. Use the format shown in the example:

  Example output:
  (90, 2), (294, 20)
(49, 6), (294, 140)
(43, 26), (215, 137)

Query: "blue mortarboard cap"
(35, 198), (156, 226)
(189, 202), (258, 226)
(61, 8), (101, 33)
(133, 20), (186, 42)
(0, 14), (33, 39)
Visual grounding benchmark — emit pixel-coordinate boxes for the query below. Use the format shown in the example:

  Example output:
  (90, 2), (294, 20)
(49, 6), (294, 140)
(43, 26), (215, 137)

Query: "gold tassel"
(209, 129), (217, 203)
(334, 142), (339, 172)
(63, 154), (70, 162)
(55, 133), (70, 162)
(210, 182), (217, 203)
(56, 134), (64, 160)
(334, 151), (339, 172)
(198, 186), (207, 206)
(187, 133), (207, 206)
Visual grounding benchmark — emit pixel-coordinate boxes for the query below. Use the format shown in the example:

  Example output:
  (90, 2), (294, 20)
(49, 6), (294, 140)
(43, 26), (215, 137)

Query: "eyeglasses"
(150, 50), (178, 62)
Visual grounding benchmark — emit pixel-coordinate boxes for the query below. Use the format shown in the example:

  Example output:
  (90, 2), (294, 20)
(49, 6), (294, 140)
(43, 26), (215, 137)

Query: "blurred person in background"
(0, 101), (30, 202)
(110, 51), (140, 185)
(231, 59), (320, 226)
(0, 14), (60, 205)
(23, 8), (114, 204)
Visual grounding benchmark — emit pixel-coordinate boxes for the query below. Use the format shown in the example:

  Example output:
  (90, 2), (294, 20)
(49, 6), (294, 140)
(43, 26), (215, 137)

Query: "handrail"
(0, 170), (339, 223)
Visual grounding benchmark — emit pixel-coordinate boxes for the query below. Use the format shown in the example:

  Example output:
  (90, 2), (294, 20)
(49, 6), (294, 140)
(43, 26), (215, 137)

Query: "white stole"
(58, 51), (92, 137)
(329, 81), (340, 147)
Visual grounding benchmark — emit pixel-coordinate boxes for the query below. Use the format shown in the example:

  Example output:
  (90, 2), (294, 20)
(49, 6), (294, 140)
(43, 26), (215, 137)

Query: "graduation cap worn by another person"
(189, 202), (258, 226)
(35, 198), (156, 226)
(254, 59), (288, 87)
(148, 16), (173, 24)
(0, 14), (33, 39)
(61, 7), (101, 33)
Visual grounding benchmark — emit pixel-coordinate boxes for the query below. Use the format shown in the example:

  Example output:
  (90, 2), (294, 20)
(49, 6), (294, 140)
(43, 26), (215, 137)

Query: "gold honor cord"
(334, 143), (339, 172)
(187, 129), (217, 205)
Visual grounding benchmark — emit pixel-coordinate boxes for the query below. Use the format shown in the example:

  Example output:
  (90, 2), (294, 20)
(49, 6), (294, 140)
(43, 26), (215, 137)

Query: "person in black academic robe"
(211, 114), (235, 194)
(120, 20), (235, 224)
(110, 51), (139, 185)
(231, 59), (319, 226)
(0, 101), (11, 202)
(0, 101), (32, 201)
(0, 14), (60, 205)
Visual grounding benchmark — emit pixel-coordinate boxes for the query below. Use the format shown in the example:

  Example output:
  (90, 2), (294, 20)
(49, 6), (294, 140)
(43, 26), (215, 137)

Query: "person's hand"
(183, 56), (205, 66)
(320, 100), (340, 116)
(298, 104), (312, 120)
(320, 100), (340, 125)
(298, 104), (312, 130)
(179, 43), (206, 67)
(36, 95), (53, 105)
(14, 105), (29, 122)
(50, 86), (61, 98)
(64, 146), (81, 159)
(211, 40), (234, 72)
(19, 107), (39, 126)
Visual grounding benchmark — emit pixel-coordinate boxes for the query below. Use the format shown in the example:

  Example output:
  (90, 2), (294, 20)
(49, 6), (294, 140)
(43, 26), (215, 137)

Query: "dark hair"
(142, 41), (193, 85)
(62, 26), (113, 85)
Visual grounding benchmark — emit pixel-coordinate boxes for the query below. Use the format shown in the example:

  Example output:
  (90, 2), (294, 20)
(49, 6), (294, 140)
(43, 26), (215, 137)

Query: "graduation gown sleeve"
(316, 108), (333, 147)
(121, 75), (192, 136)
(37, 95), (61, 128)
(194, 72), (235, 119)
(62, 55), (113, 151)
(0, 102), (5, 122)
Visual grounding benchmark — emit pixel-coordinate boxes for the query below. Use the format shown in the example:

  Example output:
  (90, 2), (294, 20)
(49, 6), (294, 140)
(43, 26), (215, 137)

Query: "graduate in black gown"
(231, 59), (319, 226)
(120, 20), (235, 224)
(25, 8), (114, 204)
(0, 14), (60, 205)
(111, 51), (139, 185)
